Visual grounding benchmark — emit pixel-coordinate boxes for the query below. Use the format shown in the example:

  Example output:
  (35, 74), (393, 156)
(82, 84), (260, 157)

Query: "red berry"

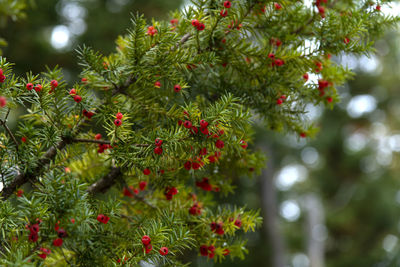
(170, 18), (179, 25)
(70, 218), (75, 224)
(200, 245), (209, 256)
(200, 147), (207, 155)
(192, 162), (201, 170)
(155, 138), (163, 146)
(191, 19), (199, 27)
(26, 83), (33, 90)
(143, 168), (151, 175)
(69, 88), (76, 95)
(200, 127), (209, 135)
(220, 9), (228, 17)
(215, 139), (224, 149)
(114, 119), (122, 127)
(123, 186), (136, 197)
(53, 238), (63, 247)
(184, 161), (192, 170)
(344, 37), (350, 44)
(222, 38), (226, 44)
(196, 23), (205, 31)
(276, 98), (283, 105)
(327, 96), (333, 103)
(139, 181), (147, 191)
(95, 134), (102, 140)
(28, 233), (38, 242)
(141, 235), (151, 246)
(224, 1), (232, 8)
(183, 120), (192, 129)
(200, 119), (208, 128)
(303, 73), (309, 81)
(208, 155), (216, 163)
(34, 84), (42, 92)
(234, 219), (242, 228)
(50, 80), (58, 89)
(147, 26), (158, 36)
(81, 78), (88, 83)
(0, 96), (6, 108)
(240, 140), (248, 149)
(376, 5), (381, 10)
(178, 120), (183, 126)
(116, 112), (123, 119)
(0, 74), (5, 83)
(30, 224), (40, 234)
(38, 253), (47, 259)
(223, 248), (230, 256)
(300, 132), (306, 138)
(208, 245), (215, 252)
(173, 84), (181, 92)
(154, 81), (161, 88)
(57, 228), (67, 238)
(154, 146), (163, 155)
(159, 247), (169, 255)
(318, 6), (325, 14)
(17, 189), (24, 197)
(73, 95), (82, 103)
(96, 214), (110, 224)
(274, 59), (284, 66)
(190, 126), (198, 135)
(274, 3), (282, 10)
(145, 244), (153, 253)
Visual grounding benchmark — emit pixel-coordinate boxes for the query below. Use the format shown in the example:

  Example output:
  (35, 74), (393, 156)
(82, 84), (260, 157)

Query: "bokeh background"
(1, 1), (400, 266)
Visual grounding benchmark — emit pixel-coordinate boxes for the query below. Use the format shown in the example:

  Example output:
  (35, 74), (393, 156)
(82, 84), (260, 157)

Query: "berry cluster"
(68, 88), (82, 103)
(189, 202), (202, 215)
(210, 221), (224, 235)
(114, 112), (123, 127)
(164, 186), (178, 200)
(97, 214), (110, 224)
(191, 19), (205, 31)
(27, 222), (40, 242)
(123, 181), (147, 197)
(154, 138), (163, 155)
(141, 235), (152, 254)
(276, 95), (286, 105)
(38, 247), (51, 259)
(196, 177), (219, 192)
(83, 109), (95, 119)
(147, 26), (158, 36)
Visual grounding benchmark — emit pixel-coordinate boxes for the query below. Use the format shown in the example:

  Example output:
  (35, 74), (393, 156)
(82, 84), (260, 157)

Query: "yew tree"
(0, 0), (397, 266)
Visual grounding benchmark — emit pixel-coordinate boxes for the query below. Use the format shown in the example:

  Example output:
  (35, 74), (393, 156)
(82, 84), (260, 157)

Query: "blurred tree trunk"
(304, 194), (326, 267)
(260, 144), (286, 267)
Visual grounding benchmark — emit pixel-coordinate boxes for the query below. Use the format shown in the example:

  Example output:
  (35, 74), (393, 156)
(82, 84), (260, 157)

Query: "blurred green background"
(2, 1), (400, 266)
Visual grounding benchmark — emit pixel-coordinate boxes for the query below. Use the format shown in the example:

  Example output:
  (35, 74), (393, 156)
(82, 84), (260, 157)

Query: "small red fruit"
(95, 134), (102, 140)
(303, 73), (309, 81)
(196, 23), (205, 31)
(114, 119), (122, 127)
(155, 138), (163, 146)
(224, 1), (232, 8)
(184, 161), (192, 170)
(50, 80), (58, 89)
(142, 235), (151, 245)
(73, 95), (82, 103)
(159, 247), (169, 255)
(16, 189), (24, 197)
(116, 112), (123, 119)
(300, 132), (307, 138)
(154, 146), (163, 155)
(145, 243), (153, 253)
(173, 84), (182, 92)
(220, 9), (228, 17)
(191, 19), (199, 27)
(97, 214), (110, 224)
(143, 168), (151, 175)
(200, 245), (209, 256)
(274, 3), (282, 10)
(200, 119), (208, 128)
(69, 88), (76, 95)
(139, 181), (147, 191)
(183, 120), (192, 129)
(34, 84), (42, 92)
(154, 81), (161, 88)
(26, 83), (34, 91)
(0, 96), (6, 108)
(276, 98), (283, 105)
(240, 140), (248, 149)
(53, 238), (63, 247)
(215, 139), (224, 149)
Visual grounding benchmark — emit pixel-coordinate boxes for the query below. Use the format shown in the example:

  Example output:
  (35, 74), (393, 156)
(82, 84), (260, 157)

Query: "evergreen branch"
(86, 166), (122, 194)
(0, 119), (89, 200)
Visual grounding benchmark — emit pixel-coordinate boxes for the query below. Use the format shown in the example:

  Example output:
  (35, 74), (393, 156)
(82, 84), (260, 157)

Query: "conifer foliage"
(0, 0), (398, 266)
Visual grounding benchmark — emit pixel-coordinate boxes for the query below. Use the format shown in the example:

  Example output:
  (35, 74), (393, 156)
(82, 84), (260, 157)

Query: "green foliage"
(0, 0), (398, 266)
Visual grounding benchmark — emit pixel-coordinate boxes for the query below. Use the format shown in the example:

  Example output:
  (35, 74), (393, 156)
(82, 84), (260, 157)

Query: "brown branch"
(86, 167), (122, 194)
(87, 167), (156, 209)
(0, 119), (89, 201)
(174, 33), (191, 50)
(73, 138), (111, 145)
(0, 113), (19, 152)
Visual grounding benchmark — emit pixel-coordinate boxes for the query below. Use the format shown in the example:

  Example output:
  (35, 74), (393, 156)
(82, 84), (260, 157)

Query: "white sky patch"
(61, 2), (87, 21)
(381, 2), (400, 17)
(50, 25), (70, 50)
(0, 182), (3, 191)
(358, 54), (380, 73)
(389, 135), (400, 152)
(346, 94), (377, 118)
(276, 164), (308, 191)
(280, 200), (301, 222)
(301, 147), (320, 166)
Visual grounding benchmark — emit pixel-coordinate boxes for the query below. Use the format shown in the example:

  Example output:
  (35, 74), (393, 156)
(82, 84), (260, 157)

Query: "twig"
(0, 118), (19, 152)
(73, 138), (111, 145)
(86, 167), (122, 194)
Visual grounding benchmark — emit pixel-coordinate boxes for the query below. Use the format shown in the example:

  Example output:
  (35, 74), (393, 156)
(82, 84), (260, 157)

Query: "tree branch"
(0, 110), (19, 151)
(86, 167), (122, 194)
(0, 119), (89, 200)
